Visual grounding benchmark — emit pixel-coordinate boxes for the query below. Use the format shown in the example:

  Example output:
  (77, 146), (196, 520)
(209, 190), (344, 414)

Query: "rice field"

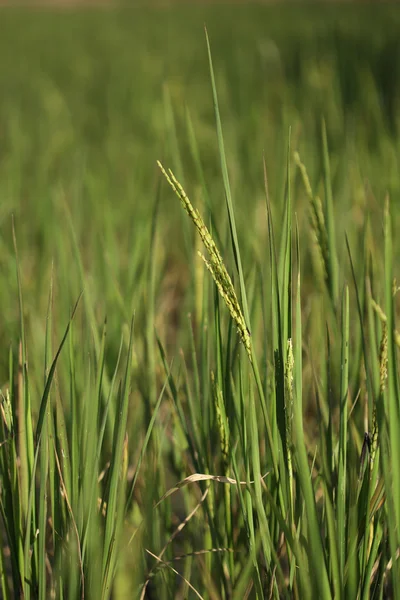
(0, 4), (399, 598)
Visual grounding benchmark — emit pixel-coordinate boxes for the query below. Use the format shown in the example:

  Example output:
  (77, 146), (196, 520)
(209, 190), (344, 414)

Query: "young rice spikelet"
(157, 161), (252, 361)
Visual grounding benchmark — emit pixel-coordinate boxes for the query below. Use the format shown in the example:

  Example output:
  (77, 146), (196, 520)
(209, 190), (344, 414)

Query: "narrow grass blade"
(12, 218), (34, 523)
(36, 295), (82, 443)
(321, 120), (339, 307)
(337, 285), (349, 584)
(102, 316), (134, 593)
(204, 27), (250, 328)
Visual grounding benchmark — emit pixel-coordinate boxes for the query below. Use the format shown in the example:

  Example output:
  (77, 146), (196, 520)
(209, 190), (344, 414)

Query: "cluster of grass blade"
(153, 32), (400, 599)
(0, 7), (399, 600)
(0, 251), (164, 598)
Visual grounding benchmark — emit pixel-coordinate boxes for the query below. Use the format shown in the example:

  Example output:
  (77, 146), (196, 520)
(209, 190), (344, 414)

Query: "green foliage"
(0, 4), (399, 598)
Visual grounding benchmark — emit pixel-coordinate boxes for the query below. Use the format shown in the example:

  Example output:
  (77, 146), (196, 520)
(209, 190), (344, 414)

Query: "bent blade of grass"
(155, 469), (271, 508)
(68, 317), (79, 516)
(36, 294), (82, 443)
(43, 272), (58, 559)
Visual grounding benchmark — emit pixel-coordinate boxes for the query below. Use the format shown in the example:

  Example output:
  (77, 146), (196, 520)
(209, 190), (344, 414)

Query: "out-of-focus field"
(0, 4), (399, 598)
(1, 3), (399, 343)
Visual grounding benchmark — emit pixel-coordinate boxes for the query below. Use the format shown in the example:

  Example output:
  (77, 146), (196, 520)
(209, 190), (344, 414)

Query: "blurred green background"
(1, 3), (399, 361)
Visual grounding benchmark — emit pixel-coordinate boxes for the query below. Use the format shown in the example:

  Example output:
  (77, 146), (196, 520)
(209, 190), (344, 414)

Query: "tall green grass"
(0, 5), (399, 598)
